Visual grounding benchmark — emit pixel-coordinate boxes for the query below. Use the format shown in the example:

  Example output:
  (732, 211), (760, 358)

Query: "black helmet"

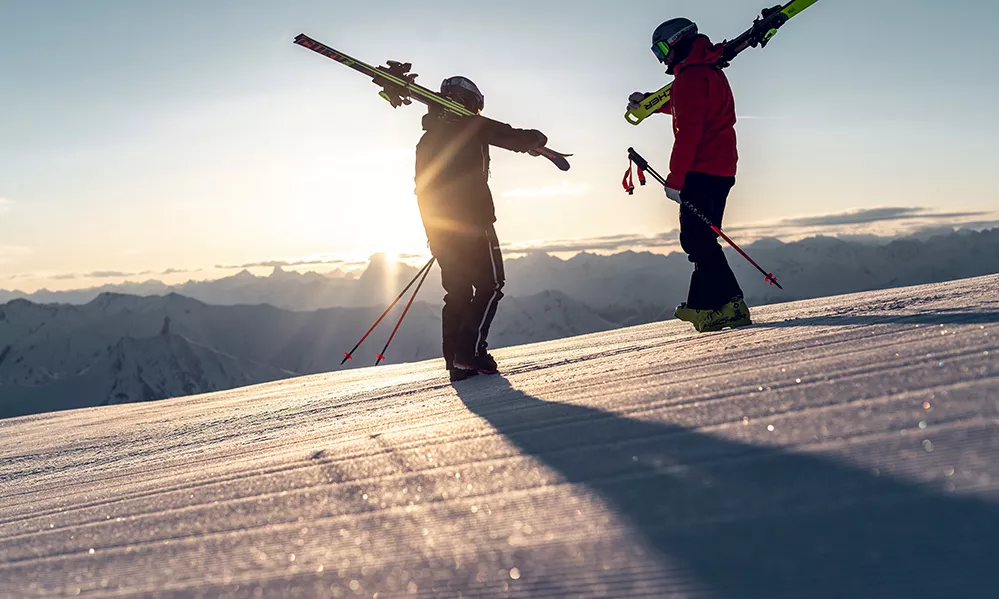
(651, 18), (698, 65)
(440, 76), (484, 113)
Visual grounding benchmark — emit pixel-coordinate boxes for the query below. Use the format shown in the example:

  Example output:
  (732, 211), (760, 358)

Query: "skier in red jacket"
(629, 18), (752, 332)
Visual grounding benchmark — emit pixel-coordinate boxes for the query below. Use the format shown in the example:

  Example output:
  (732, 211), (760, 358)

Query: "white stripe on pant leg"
(475, 229), (501, 356)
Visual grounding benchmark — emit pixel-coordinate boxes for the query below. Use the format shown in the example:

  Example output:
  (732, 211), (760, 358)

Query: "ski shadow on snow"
(455, 377), (999, 599)
(758, 309), (999, 329)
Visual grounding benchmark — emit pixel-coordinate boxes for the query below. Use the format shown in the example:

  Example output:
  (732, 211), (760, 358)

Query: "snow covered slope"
(0, 290), (615, 415)
(1, 275), (997, 598)
(0, 333), (296, 419)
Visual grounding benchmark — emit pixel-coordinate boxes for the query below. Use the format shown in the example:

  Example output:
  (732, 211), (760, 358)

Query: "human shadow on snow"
(455, 376), (999, 599)
(757, 309), (999, 329)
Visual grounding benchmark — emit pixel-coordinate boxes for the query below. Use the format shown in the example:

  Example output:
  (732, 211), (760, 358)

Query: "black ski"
(294, 34), (572, 171)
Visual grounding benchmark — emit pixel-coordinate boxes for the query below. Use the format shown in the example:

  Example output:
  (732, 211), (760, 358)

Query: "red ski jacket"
(658, 35), (738, 190)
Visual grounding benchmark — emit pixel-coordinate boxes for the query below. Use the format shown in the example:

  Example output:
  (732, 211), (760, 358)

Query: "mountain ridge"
(0, 289), (615, 416)
(3, 229), (997, 312)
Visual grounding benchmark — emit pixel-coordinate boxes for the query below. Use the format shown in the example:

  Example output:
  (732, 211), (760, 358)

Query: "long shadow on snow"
(455, 377), (999, 599)
(758, 309), (999, 329)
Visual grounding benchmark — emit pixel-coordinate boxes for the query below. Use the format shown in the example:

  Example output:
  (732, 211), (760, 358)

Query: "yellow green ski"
(625, 0), (821, 126)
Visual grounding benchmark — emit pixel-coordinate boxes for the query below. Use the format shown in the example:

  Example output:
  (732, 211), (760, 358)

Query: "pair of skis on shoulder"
(293, 0), (819, 168)
(293, 34), (572, 172)
(625, 0), (820, 125)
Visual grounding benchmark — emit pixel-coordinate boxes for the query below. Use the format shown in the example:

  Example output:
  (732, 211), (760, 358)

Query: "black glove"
(526, 130), (548, 156)
(627, 91), (651, 111)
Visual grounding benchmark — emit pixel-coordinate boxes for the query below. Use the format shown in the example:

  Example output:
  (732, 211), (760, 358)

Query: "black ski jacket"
(415, 113), (544, 232)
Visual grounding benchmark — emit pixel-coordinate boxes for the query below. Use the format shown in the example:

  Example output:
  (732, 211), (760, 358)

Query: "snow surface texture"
(1, 275), (998, 598)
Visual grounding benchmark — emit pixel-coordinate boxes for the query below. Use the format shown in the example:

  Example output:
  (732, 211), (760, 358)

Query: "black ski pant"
(427, 224), (505, 369)
(679, 171), (743, 311)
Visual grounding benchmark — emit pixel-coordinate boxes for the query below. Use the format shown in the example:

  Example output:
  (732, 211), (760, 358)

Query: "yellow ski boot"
(675, 303), (714, 332)
(699, 298), (753, 332)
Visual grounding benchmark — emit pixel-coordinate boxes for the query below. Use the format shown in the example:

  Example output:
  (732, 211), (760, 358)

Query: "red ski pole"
(626, 147), (783, 290)
(341, 256), (435, 365)
(375, 257), (434, 365)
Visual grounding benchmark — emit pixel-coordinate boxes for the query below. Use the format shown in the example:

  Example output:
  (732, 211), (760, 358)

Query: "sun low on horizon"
(1, 1), (997, 294)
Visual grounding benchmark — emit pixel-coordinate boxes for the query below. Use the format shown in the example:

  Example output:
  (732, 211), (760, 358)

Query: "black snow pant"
(679, 172), (744, 311)
(427, 224), (505, 369)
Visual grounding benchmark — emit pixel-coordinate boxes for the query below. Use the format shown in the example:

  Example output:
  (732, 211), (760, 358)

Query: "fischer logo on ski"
(625, 0), (821, 126)
(644, 95), (664, 111)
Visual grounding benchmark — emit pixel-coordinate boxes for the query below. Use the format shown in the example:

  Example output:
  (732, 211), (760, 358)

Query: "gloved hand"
(533, 130), (548, 149)
(665, 187), (682, 203)
(627, 91), (650, 111)
(526, 130), (548, 155)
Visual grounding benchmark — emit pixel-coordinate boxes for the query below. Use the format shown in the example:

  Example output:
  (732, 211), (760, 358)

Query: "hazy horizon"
(3, 224), (996, 298)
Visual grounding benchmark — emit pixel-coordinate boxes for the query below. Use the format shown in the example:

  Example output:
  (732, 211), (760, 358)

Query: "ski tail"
(624, 84), (672, 126)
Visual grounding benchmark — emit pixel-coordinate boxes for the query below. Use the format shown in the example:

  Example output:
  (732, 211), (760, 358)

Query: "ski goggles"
(441, 77), (484, 106)
(651, 41), (674, 63)
(651, 24), (697, 63)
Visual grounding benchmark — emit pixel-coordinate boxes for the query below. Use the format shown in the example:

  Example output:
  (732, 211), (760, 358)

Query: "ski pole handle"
(627, 146), (784, 290)
(627, 147), (652, 173)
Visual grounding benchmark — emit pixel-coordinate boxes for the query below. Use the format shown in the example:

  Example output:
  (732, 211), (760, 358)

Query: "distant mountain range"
(4, 229), (998, 318)
(2, 229), (997, 417)
(0, 290), (615, 418)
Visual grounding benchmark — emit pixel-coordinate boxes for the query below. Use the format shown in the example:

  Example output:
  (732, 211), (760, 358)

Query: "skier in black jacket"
(415, 76), (547, 382)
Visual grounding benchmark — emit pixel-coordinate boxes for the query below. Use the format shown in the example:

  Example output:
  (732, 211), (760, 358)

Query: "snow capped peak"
(520, 251), (565, 264)
(88, 292), (146, 313)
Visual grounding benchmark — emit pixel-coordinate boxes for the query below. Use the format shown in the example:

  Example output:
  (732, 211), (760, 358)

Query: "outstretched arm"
(477, 116), (547, 153)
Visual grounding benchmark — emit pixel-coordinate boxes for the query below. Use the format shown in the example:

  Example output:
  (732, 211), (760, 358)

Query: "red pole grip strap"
(622, 161), (635, 195)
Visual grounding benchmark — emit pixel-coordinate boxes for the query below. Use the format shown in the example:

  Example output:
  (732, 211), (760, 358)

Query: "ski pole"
(341, 256), (435, 365)
(375, 256), (434, 366)
(627, 147), (783, 290)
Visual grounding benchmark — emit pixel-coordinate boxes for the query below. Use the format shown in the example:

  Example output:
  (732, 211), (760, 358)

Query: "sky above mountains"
(2, 0), (997, 292)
